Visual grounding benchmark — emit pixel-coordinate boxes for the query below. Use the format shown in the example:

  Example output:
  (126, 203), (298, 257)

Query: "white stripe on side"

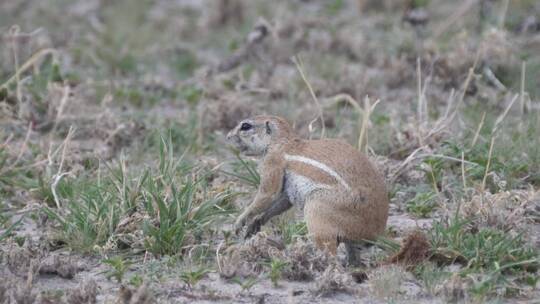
(284, 154), (351, 191)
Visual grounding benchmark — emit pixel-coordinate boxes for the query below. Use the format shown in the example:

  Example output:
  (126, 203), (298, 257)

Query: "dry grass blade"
(417, 57), (424, 125)
(461, 151), (466, 189)
(433, 0), (478, 38)
(292, 55), (325, 139)
(50, 84), (71, 135)
(416, 153), (478, 166)
(5, 123), (32, 171)
(520, 61), (526, 115)
(323, 93), (380, 151)
(51, 172), (71, 209)
(359, 96), (380, 153)
(389, 146), (426, 185)
(9, 25), (22, 102)
(492, 94), (519, 135)
(323, 93), (363, 147)
(481, 135), (496, 192)
(471, 111), (486, 147)
(0, 48), (58, 90)
(498, 0), (510, 28)
(50, 125), (76, 208)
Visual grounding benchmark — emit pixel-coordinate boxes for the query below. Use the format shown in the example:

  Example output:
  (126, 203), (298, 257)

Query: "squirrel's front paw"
(233, 214), (248, 236)
(244, 215), (264, 239)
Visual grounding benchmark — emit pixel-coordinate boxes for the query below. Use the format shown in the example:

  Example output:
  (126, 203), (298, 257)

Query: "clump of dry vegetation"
(1, 0), (539, 302)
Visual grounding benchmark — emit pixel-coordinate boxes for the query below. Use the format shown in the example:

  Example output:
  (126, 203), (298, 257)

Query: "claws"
(233, 220), (246, 237)
(233, 213), (264, 240)
(244, 215), (263, 239)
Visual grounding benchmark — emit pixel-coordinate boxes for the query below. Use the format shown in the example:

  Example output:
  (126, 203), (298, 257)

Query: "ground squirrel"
(227, 115), (389, 264)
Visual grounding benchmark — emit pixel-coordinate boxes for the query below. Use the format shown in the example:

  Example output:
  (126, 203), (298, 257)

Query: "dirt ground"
(1, 0), (539, 303)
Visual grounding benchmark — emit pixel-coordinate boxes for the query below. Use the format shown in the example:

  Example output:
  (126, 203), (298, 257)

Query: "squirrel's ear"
(265, 121), (272, 135)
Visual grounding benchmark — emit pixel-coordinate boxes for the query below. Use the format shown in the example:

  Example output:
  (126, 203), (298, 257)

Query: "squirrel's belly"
(284, 171), (331, 208)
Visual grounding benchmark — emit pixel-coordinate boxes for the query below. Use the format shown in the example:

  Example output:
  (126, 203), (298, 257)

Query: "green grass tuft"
(44, 132), (234, 254)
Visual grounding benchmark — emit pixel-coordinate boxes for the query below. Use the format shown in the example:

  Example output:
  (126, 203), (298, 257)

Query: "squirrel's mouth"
(239, 145), (249, 153)
(227, 137), (249, 153)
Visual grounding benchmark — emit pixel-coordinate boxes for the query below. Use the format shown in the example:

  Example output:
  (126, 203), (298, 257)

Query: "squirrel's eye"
(240, 122), (252, 131)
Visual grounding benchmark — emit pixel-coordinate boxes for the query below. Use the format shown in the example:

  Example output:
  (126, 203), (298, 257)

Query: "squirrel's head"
(226, 115), (293, 156)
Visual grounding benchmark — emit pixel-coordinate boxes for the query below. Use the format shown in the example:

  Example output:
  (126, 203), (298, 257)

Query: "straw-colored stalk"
(324, 93), (380, 153)
(292, 56), (325, 139)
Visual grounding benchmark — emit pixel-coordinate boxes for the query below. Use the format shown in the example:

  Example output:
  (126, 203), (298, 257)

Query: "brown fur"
(227, 115), (389, 255)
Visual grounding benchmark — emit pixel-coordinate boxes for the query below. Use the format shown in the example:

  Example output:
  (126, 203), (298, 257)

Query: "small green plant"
(265, 258), (288, 287)
(430, 216), (539, 297)
(411, 0), (430, 8)
(0, 144), (36, 196)
(141, 134), (234, 256)
(420, 157), (444, 193)
(0, 216), (23, 243)
(179, 85), (203, 106)
(14, 235), (25, 246)
(179, 267), (210, 290)
(128, 274), (144, 287)
(406, 191), (438, 218)
(43, 176), (125, 252)
(103, 256), (133, 283)
(326, 0), (344, 15)
(231, 276), (258, 293)
(26, 57), (63, 103)
(171, 50), (199, 80)
(444, 109), (540, 188)
(44, 132), (233, 253)
(279, 221), (308, 245)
